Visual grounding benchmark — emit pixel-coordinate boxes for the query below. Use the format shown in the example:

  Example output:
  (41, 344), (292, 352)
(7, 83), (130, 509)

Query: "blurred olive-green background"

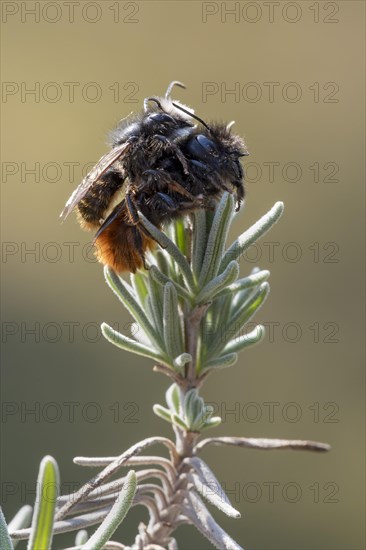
(1, 1), (365, 549)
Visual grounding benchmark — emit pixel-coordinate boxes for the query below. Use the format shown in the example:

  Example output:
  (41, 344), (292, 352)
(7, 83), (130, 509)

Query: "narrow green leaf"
(149, 265), (192, 302)
(104, 267), (163, 350)
(186, 491), (243, 550)
(191, 473), (241, 518)
(203, 208), (216, 237)
(163, 283), (184, 360)
(195, 436), (331, 453)
(8, 506), (32, 549)
(224, 325), (265, 354)
(153, 404), (172, 423)
(147, 270), (164, 339)
(202, 417), (222, 430)
(153, 249), (172, 276)
(173, 218), (188, 255)
(191, 210), (207, 278)
(171, 413), (189, 431)
(200, 293), (231, 362)
(101, 323), (170, 366)
(196, 261), (239, 304)
(192, 397), (206, 429)
(207, 283), (269, 358)
(230, 289), (256, 317)
(75, 530), (88, 545)
(130, 322), (152, 347)
(0, 507), (13, 550)
(229, 267), (264, 312)
(81, 470), (137, 550)
(222, 269), (270, 296)
(130, 271), (149, 308)
(198, 193), (235, 287)
(204, 353), (238, 370)
(173, 353), (192, 370)
(209, 293), (232, 334)
(183, 389), (202, 428)
(8, 507), (32, 534)
(165, 383), (181, 414)
(186, 457), (241, 518)
(204, 404), (215, 417)
(228, 283), (269, 334)
(221, 201), (284, 271)
(28, 456), (59, 550)
(139, 213), (195, 291)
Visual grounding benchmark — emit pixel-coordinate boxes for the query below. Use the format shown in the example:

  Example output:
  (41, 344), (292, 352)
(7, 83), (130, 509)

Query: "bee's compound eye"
(186, 134), (218, 159)
(196, 135), (218, 152)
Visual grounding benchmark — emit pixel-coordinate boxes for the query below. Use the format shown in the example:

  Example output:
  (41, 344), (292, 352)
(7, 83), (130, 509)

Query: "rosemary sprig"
(6, 194), (330, 550)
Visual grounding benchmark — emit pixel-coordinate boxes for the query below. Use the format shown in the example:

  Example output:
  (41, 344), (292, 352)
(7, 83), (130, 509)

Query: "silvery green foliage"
(153, 384), (222, 432)
(6, 194), (329, 550)
(101, 194), (278, 377)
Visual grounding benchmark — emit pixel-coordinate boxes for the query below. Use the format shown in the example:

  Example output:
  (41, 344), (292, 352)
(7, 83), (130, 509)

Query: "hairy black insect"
(61, 81), (248, 273)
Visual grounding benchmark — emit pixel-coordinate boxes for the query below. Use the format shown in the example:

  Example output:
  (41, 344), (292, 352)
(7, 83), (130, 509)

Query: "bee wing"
(60, 141), (131, 221)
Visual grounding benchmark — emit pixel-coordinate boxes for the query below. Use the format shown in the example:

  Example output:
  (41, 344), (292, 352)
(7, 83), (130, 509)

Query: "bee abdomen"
(94, 209), (155, 273)
(77, 170), (125, 229)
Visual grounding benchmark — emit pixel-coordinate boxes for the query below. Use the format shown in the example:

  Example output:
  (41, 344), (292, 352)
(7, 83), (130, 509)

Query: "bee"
(60, 81), (248, 273)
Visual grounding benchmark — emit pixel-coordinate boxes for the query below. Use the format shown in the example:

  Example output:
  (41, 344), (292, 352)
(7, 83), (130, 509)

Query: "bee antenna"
(165, 81), (186, 100)
(172, 102), (212, 133)
(144, 97), (163, 112)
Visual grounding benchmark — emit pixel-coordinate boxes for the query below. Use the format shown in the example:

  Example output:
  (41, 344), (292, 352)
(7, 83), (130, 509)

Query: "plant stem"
(135, 306), (204, 548)
(130, 429), (198, 549)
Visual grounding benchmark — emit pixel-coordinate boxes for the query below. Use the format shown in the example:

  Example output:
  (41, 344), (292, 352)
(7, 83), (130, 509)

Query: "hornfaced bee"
(60, 81), (248, 273)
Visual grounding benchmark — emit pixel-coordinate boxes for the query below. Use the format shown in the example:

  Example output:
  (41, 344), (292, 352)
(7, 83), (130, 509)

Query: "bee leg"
(171, 145), (189, 175)
(155, 135), (189, 175)
(179, 197), (207, 211)
(126, 191), (167, 249)
(143, 169), (194, 200)
(156, 192), (206, 213)
(132, 226), (149, 270)
(163, 178), (195, 200)
(231, 179), (245, 211)
(125, 192), (140, 225)
(230, 158), (245, 211)
(189, 160), (232, 195)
